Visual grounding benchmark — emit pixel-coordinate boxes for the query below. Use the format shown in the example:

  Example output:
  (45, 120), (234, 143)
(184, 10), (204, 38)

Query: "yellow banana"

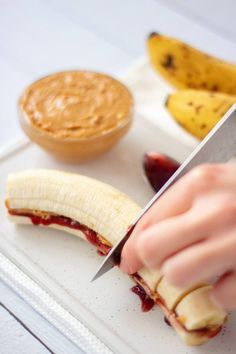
(166, 89), (236, 139)
(147, 32), (236, 95)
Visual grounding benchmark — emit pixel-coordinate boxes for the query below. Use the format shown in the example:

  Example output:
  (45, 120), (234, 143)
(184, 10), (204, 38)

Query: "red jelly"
(131, 285), (154, 312)
(9, 210), (111, 256)
(164, 316), (171, 327)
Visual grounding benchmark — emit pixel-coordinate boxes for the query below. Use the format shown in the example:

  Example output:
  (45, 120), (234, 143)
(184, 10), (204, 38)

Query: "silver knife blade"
(92, 104), (236, 281)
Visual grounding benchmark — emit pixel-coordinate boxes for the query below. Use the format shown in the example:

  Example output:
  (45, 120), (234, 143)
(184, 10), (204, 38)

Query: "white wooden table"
(1, 1), (236, 352)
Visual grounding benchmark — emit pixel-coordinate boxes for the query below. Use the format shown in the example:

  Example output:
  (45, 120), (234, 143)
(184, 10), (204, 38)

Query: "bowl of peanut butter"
(18, 71), (133, 162)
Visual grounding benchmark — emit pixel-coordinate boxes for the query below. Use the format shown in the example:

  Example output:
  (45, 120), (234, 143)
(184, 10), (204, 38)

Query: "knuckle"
(192, 164), (217, 180)
(188, 164), (220, 191)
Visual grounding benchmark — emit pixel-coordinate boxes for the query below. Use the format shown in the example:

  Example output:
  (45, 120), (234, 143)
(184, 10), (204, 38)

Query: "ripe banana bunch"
(166, 90), (236, 139)
(147, 32), (236, 95)
(5, 170), (227, 346)
(147, 33), (236, 138)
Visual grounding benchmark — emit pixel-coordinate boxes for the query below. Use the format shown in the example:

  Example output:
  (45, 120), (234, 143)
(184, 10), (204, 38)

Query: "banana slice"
(5, 169), (227, 346)
(176, 286), (226, 331)
(157, 277), (205, 310)
(136, 268), (162, 293)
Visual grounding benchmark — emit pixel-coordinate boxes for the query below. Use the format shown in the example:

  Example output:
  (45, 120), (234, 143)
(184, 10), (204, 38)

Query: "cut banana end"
(173, 286), (227, 346)
(157, 277), (206, 310)
(174, 323), (219, 347)
(176, 286), (227, 331)
(5, 170), (227, 346)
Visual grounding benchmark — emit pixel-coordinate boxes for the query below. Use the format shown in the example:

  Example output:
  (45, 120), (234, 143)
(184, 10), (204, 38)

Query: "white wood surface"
(0, 0), (236, 353)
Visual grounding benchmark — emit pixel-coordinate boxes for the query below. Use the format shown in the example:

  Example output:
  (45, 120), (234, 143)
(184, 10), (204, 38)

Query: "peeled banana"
(147, 32), (236, 95)
(5, 170), (227, 346)
(166, 89), (236, 139)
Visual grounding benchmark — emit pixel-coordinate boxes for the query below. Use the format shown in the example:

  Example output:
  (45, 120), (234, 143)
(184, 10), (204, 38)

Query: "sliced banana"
(174, 325), (214, 346)
(176, 286), (226, 331)
(6, 169), (227, 346)
(157, 277), (205, 310)
(138, 268), (162, 293)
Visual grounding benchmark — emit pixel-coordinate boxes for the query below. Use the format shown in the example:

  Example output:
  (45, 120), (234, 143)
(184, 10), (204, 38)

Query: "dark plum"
(143, 152), (180, 192)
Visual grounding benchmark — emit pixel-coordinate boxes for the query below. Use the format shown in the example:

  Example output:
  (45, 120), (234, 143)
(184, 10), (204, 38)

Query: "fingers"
(120, 164), (220, 274)
(121, 180), (191, 272)
(211, 272), (236, 309)
(120, 213), (193, 274)
(121, 202), (234, 274)
(120, 238), (143, 274)
(134, 164), (222, 232)
(138, 203), (236, 270)
(124, 214), (202, 273)
(163, 235), (236, 288)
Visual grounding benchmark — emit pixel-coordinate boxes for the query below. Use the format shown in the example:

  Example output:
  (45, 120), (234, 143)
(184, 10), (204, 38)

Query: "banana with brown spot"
(166, 89), (236, 139)
(147, 33), (236, 95)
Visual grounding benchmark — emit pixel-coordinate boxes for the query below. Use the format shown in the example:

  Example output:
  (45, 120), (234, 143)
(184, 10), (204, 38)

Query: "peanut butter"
(19, 71), (133, 139)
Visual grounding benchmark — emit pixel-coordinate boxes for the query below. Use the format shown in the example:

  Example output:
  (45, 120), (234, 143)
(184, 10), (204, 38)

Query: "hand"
(120, 164), (236, 309)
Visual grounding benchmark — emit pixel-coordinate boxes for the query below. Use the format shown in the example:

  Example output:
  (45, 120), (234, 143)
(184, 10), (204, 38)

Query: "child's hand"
(120, 164), (236, 309)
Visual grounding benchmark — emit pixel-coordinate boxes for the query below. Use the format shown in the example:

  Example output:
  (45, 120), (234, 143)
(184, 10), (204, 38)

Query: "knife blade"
(92, 104), (236, 281)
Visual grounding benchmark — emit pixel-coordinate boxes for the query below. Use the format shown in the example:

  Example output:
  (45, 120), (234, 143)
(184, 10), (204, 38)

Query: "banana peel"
(166, 89), (236, 139)
(147, 32), (236, 95)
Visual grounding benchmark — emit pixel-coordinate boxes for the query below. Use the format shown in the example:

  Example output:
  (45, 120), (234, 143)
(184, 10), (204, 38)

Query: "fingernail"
(120, 258), (133, 274)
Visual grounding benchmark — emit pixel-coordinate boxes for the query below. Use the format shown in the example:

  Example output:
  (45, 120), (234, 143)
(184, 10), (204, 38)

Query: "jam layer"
(8, 208), (223, 339)
(131, 285), (155, 312)
(9, 209), (111, 256)
(9, 208), (155, 312)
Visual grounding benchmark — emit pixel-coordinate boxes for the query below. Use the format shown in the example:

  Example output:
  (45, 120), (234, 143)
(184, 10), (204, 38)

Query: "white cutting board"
(0, 61), (235, 354)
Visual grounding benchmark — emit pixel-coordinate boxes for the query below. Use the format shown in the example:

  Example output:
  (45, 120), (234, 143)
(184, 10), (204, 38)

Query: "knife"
(92, 104), (236, 281)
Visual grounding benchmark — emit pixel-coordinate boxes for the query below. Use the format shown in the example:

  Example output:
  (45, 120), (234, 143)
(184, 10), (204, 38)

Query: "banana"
(176, 286), (226, 331)
(157, 277), (206, 311)
(147, 32), (236, 95)
(6, 169), (140, 247)
(166, 89), (236, 139)
(5, 169), (227, 346)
